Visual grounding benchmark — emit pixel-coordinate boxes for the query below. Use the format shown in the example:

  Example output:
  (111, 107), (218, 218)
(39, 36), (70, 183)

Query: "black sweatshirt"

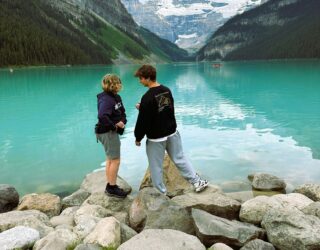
(135, 85), (177, 142)
(97, 91), (127, 131)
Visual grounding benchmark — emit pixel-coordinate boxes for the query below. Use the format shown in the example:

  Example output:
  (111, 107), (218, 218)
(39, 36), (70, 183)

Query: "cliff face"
(198, 0), (320, 60)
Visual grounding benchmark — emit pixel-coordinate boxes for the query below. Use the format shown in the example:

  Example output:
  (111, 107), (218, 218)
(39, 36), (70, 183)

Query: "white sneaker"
(193, 176), (209, 192)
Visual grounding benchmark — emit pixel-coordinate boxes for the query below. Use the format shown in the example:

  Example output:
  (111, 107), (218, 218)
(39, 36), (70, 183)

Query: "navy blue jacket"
(97, 91), (127, 131)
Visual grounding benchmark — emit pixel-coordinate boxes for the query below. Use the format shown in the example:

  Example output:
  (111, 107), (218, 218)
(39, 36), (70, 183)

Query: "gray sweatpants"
(146, 131), (200, 194)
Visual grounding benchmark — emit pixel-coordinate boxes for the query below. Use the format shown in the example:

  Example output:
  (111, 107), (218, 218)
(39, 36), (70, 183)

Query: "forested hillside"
(198, 0), (320, 61)
(0, 0), (188, 67)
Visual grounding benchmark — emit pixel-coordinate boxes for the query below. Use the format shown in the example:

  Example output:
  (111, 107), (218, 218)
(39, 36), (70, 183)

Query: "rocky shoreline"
(0, 155), (320, 250)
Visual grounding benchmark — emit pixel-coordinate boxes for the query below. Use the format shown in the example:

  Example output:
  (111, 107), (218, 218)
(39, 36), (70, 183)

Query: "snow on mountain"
(122, 0), (268, 52)
(155, 0), (265, 18)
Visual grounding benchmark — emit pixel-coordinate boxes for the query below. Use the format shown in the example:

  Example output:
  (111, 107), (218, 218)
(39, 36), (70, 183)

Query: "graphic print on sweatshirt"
(115, 102), (122, 110)
(155, 91), (171, 112)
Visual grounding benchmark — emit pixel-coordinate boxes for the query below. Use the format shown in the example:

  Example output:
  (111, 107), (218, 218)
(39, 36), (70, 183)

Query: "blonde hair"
(102, 74), (122, 93)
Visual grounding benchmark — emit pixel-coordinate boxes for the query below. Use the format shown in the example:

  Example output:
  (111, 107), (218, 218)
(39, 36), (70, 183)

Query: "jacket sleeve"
(134, 96), (151, 142)
(98, 96), (116, 130)
(119, 96), (127, 124)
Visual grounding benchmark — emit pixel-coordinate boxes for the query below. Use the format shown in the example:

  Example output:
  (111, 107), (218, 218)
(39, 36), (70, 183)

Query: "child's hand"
(135, 103), (140, 110)
(116, 121), (125, 128)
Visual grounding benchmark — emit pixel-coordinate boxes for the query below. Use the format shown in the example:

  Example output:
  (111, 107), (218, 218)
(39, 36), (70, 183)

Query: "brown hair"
(102, 74), (122, 93)
(134, 64), (156, 81)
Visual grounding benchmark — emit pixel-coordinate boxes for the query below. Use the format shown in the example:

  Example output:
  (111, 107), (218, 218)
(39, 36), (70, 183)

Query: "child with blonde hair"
(95, 74), (128, 198)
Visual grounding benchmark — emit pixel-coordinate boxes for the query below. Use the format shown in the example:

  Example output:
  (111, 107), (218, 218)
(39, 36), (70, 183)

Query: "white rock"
(118, 229), (206, 250)
(0, 226), (40, 250)
(84, 217), (121, 248)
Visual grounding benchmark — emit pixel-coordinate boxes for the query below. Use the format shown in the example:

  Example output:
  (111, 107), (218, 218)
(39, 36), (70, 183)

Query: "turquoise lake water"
(0, 61), (320, 195)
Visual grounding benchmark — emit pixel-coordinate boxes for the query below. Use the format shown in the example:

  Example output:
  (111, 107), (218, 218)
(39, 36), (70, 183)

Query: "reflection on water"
(0, 61), (320, 195)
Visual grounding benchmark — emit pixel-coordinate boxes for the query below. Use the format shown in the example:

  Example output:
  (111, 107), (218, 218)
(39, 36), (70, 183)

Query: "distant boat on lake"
(212, 63), (221, 68)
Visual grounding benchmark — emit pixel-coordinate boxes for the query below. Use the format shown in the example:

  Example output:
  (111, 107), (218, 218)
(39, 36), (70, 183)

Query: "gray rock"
(271, 193), (313, 210)
(139, 154), (194, 197)
(33, 228), (79, 250)
(192, 208), (265, 248)
(293, 184), (320, 201)
(60, 206), (79, 216)
(74, 204), (109, 224)
(118, 229), (206, 250)
(50, 215), (74, 228)
(261, 208), (320, 250)
(240, 193), (313, 225)
(73, 214), (100, 239)
(302, 202), (320, 218)
(83, 192), (133, 215)
(226, 190), (282, 204)
(0, 210), (53, 237)
(240, 239), (275, 250)
(0, 226), (40, 250)
(81, 170), (131, 194)
(239, 196), (282, 225)
(208, 243), (233, 250)
(120, 223), (137, 244)
(0, 184), (19, 213)
(172, 190), (241, 220)
(62, 189), (90, 209)
(251, 173), (286, 191)
(129, 187), (195, 235)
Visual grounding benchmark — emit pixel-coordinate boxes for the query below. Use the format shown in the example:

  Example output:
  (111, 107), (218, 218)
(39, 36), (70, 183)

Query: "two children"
(95, 66), (209, 198)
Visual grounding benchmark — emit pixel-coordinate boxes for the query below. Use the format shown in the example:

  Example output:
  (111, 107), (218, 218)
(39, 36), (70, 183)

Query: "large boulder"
(82, 192), (132, 224)
(240, 193), (313, 225)
(0, 184), (19, 213)
(73, 214), (100, 240)
(302, 202), (320, 218)
(251, 173), (286, 191)
(172, 189), (241, 220)
(83, 192), (132, 214)
(139, 154), (194, 197)
(0, 226), (40, 250)
(118, 229), (206, 250)
(62, 189), (91, 209)
(17, 193), (61, 218)
(81, 170), (131, 194)
(261, 208), (320, 250)
(192, 208), (265, 248)
(293, 184), (320, 201)
(129, 187), (194, 234)
(73, 203), (110, 239)
(239, 196), (282, 225)
(0, 210), (53, 237)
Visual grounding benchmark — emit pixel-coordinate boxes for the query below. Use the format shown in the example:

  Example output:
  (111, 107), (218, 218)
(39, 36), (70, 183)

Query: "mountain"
(0, 0), (188, 67)
(198, 0), (320, 60)
(121, 0), (267, 52)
